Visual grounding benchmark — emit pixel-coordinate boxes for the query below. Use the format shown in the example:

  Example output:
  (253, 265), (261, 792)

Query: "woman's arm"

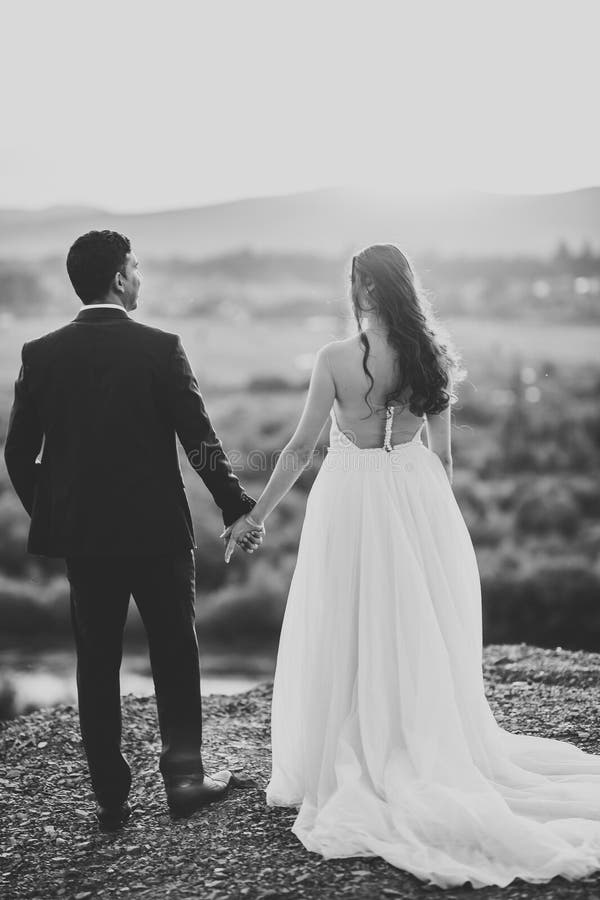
(252, 344), (335, 522)
(424, 371), (453, 484)
(223, 344), (336, 558)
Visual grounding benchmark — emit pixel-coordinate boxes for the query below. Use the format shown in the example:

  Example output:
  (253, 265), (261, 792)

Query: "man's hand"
(220, 515), (265, 564)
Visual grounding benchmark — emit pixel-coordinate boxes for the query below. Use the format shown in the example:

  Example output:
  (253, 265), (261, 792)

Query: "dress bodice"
(329, 405), (425, 452)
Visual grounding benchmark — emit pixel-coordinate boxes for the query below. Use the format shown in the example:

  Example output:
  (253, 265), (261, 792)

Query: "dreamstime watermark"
(186, 441), (421, 474)
(187, 445), (328, 474)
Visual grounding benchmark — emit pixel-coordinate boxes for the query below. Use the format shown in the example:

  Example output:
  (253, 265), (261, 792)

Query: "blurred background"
(1, 0), (599, 719)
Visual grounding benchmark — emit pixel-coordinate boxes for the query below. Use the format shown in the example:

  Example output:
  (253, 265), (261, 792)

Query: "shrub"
(0, 493), (30, 575)
(514, 479), (581, 538)
(0, 574), (70, 636)
(482, 557), (600, 651)
(0, 675), (17, 720)
(196, 555), (295, 642)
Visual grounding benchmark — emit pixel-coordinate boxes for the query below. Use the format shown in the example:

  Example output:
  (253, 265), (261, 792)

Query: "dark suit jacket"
(4, 305), (256, 557)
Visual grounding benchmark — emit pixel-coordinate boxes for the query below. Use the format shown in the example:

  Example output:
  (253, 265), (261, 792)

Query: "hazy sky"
(1, 0), (598, 211)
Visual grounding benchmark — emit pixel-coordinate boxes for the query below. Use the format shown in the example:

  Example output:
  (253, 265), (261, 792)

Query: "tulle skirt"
(265, 440), (600, 889)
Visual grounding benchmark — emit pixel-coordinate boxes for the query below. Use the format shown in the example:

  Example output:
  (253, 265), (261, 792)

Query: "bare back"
(327, 332), (426, 449)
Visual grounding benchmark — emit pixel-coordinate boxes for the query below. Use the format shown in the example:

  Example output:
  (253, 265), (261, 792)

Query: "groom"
(4, 230), (263, 829)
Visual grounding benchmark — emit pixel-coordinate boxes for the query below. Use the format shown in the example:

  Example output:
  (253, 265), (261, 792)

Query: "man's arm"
(4, 342), (44, 516)
(167, 335), (256, 526)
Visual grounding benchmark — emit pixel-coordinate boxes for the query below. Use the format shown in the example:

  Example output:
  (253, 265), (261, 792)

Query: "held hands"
(220, 514), (266, 564)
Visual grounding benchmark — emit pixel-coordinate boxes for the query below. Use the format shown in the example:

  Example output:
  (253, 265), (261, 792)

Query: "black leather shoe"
(166, 768), (235, 819)
(95, 800), (132, 832)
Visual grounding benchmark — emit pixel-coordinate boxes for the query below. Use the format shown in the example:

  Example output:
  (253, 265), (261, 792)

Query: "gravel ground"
(2, 643), (600, 900)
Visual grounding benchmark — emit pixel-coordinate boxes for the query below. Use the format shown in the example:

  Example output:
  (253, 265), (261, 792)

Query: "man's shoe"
(95, 800), (132, 832)
(166, 770), (234, 819)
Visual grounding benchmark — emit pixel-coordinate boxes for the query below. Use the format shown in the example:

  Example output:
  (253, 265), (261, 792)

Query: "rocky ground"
(3, 643), (600, 900)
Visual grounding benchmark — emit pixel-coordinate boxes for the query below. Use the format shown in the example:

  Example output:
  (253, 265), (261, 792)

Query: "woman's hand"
(220, 515), (266, 563)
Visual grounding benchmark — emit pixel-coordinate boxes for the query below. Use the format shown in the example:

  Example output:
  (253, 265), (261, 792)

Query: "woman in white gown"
(225, 244), (600, 889)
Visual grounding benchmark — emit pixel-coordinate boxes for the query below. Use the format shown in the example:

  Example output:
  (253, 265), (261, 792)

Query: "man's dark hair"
(66, 230), (131, 304)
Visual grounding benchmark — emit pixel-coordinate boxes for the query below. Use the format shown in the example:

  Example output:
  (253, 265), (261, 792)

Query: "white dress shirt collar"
(79, 303), (128, 311)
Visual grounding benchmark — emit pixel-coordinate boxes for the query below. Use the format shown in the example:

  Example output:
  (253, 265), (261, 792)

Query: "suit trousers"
(65, 550), (204, 807)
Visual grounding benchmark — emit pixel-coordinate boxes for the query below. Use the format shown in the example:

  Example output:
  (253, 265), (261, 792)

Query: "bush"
(196, 555), (295, 642)
(247, 375), (299, 392)
(0, 573), (70, 636)
(514, 478), (581, 538)
(0, 492), (30, 575)
(482, 557), (600, 651)
(568, 475), (600, 518)
(0, 675), (17, 720)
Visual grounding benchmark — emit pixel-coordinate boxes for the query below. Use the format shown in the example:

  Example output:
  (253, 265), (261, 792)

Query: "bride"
(224, 244), (600, 889)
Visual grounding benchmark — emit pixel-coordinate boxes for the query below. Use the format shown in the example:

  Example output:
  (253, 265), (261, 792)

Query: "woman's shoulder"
(317, 335), (362, 365)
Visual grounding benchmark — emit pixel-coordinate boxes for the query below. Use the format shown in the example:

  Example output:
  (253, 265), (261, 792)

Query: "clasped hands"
(220, 513), (266, 564)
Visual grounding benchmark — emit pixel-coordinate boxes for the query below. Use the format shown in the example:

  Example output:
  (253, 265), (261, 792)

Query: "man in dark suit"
(4, 230), (264, 828)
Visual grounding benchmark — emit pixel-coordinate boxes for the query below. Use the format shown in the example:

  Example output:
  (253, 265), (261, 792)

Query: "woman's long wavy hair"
(351, 244), (466, 418)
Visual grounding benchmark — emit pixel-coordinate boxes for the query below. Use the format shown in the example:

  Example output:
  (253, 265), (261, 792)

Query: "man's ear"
(113, 271), (125, 294)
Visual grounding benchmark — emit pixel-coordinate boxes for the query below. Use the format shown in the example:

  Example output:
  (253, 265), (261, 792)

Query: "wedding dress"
(265, 404), (600, 889)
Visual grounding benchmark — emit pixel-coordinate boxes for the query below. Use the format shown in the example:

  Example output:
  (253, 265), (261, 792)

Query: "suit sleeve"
(4, 342), (44, 517)
(167, 335), (256, 527)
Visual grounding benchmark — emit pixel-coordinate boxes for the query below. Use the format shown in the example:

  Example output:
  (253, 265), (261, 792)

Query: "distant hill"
(1, 186), (599, 260)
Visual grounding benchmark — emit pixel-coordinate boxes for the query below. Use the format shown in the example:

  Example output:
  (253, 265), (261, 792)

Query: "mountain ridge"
(1, 185), (599, 260)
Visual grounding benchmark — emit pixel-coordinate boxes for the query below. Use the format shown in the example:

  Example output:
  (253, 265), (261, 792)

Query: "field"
(0, 314), (597, 392)
(0, 311), (599, 717)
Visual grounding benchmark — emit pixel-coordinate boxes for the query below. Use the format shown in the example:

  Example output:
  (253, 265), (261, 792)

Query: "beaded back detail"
(383, 406), (394, 453)
(329, 405), (425, 451)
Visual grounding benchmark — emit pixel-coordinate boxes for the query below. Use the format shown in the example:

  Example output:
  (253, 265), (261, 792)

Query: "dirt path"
(2, 644), (600, 899)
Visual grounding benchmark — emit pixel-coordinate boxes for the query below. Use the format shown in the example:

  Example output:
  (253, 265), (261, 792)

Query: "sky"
(1, 0), (599, 212)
